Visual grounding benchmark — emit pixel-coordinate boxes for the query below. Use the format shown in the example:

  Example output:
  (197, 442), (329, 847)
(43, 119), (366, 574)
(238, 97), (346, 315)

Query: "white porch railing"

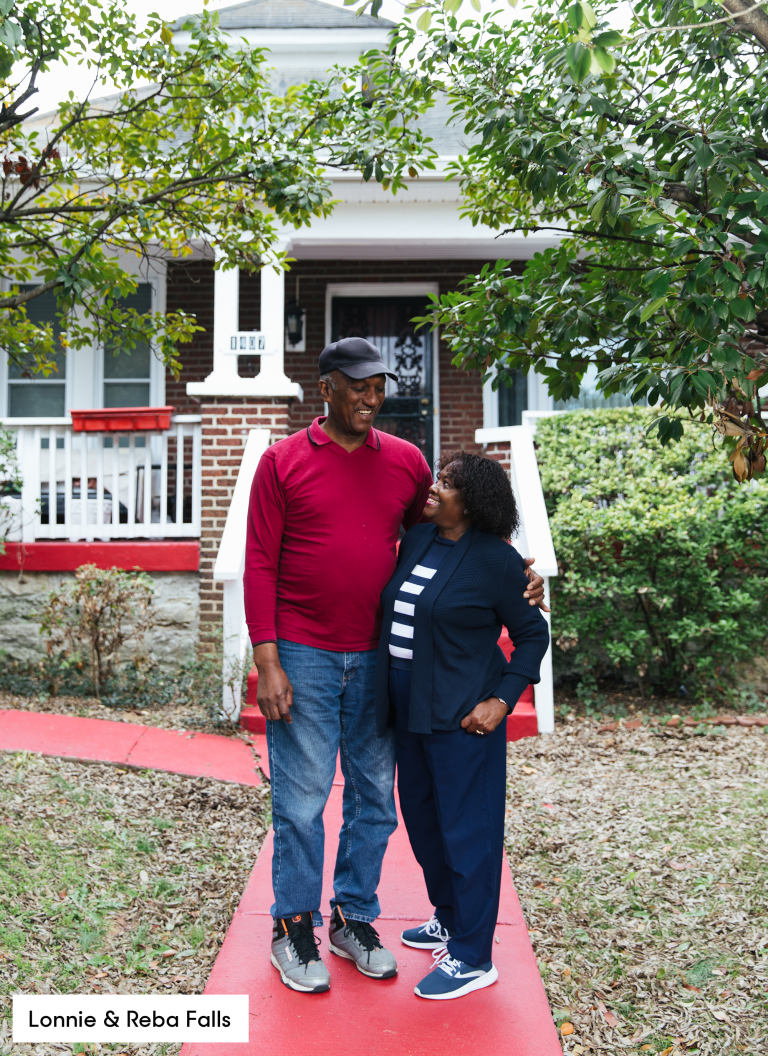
(213, 428), (271, 722)
(475, 423), (558, 735)
(2, 415), (202, 542)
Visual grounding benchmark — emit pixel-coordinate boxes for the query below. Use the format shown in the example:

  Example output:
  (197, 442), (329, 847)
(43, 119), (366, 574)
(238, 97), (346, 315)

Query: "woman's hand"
(460, 697), (509, 735)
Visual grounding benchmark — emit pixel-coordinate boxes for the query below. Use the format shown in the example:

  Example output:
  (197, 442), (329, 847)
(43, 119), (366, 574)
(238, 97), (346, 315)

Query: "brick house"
(0, 0), (567, 696)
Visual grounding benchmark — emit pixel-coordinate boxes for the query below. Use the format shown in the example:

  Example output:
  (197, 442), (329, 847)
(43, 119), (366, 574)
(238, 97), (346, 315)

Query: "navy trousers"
(390, 666), (507, 966)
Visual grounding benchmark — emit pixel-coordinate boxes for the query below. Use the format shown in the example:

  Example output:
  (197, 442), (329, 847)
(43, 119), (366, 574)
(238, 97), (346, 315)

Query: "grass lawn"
(506, 717), (768, 1055)
(0, 751), (270, 1056)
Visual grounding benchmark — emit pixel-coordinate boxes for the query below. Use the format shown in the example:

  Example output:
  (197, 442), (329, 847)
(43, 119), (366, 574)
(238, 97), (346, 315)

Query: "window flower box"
(70, 407), (175, 433)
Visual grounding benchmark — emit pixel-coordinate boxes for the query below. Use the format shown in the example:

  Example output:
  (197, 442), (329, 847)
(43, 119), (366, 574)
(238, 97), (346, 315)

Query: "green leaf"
(416, 8), (433, 29)
(471, 0), (482, 9)
(640, 296), (668, 322)
(592, 46), (615, 74)
(566, 41), (591, 81)
(696, 143), (714, 169)
(729, 297), (748, 319)
(580, 0), (597, 27)
(592, 30), (623, 46)
(567, 2), (583, 29)
(444, 0), (463, 11)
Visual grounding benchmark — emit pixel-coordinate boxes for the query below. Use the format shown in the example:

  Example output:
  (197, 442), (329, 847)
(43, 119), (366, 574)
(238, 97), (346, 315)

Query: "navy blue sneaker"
(414, 950), (498, 1000)
(401, 916), (453, 950)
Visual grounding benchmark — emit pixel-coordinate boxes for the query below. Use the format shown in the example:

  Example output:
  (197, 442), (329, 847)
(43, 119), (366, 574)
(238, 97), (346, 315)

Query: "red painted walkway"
(0, 709), (262, 786)
(0, 710), (560, 1056)
(188, 736), (561, 1056)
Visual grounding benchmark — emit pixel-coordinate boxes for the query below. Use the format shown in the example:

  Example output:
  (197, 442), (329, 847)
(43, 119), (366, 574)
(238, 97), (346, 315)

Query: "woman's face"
(423, 464), (470, 530)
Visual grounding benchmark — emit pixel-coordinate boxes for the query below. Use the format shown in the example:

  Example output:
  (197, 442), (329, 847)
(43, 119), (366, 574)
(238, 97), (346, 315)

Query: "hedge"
(534, 408), (768, 696)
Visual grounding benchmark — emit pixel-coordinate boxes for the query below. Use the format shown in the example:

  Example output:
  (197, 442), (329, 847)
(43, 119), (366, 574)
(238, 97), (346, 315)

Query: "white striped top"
(389, 537), (456, 666)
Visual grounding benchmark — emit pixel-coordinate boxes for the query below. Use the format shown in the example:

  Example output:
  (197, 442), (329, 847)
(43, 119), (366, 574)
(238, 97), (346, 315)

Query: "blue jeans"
(267, 639), (397, 925)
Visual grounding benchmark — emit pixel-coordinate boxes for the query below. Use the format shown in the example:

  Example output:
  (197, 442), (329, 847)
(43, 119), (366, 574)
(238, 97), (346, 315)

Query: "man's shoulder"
(374, 430), (431, 471)
(262, 428), (309, 465)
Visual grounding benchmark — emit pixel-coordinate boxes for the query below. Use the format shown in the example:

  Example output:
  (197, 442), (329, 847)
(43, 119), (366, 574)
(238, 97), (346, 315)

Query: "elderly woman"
(374, 451), (550, 1000)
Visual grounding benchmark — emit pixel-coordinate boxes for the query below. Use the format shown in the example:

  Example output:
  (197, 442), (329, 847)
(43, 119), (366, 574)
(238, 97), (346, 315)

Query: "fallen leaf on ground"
(597, 999), (618, 1027)
(712, 1010), (730, 1022)
(521, 765), (536, 775)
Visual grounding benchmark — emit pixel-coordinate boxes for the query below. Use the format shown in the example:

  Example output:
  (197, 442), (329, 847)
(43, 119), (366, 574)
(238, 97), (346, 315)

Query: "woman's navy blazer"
(374, 522), (551, 736)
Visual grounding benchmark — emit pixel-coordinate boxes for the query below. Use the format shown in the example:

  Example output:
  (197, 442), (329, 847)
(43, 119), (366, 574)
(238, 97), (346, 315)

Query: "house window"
(103, 284), (152, 407)
(497, 369), (527, 427)
(554, 363), (637, 410)
(7, 286), (66, 417)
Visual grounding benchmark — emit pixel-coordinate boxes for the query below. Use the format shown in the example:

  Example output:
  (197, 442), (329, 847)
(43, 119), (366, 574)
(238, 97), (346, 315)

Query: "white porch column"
(187, 247), (302, 400)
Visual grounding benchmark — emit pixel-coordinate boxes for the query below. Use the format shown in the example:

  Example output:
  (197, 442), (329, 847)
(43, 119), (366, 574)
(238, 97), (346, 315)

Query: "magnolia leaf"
(160, 24), (173, 44)
(695, 143), (714, 169)
(444, 0), (463, 11)
(508, 0), (518, 6)
(593, 46), (615, 73)
(567, 1), (583, 29)
(592, 29), (623, 45)
(640, 296), (668, 322)
(580, 0), (597, 28)
(471, 0), (482, 9)
(416, 8), (433, 29)
(566, 41), (592, 81)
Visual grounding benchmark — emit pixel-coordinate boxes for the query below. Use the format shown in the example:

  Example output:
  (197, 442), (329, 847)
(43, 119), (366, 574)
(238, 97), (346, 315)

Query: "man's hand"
(523, 557), (550, 612)
(461, 697), (509, 735)
(253, 643), (294, 724)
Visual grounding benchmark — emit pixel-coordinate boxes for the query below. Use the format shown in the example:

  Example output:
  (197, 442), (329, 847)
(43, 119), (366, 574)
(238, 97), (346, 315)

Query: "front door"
(331, 296), (434, 468)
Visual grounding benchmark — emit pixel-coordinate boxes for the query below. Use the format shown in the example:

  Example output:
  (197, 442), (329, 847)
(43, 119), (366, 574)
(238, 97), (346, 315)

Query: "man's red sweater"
(244, 418), (433, 652)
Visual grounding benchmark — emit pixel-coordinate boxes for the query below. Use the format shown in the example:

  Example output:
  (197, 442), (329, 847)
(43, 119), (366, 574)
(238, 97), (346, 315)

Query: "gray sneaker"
(271, 913), (331, 993)
(328, 906), (397, 979)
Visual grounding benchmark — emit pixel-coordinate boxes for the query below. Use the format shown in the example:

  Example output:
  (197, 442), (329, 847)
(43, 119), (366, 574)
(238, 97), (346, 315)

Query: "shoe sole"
(401, 936), (449, 950)
(414, 964), (499, 1000)
(270, 952), (330, 993)
(328, 941), (398, 979)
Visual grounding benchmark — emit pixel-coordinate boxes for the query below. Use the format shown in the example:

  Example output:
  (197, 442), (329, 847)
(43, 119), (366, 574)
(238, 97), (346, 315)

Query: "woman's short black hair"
(437, 450), (520, 540)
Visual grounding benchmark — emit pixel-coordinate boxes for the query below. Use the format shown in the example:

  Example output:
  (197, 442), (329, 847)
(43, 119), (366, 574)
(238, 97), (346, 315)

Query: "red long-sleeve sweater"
(244, 417), (433, 652)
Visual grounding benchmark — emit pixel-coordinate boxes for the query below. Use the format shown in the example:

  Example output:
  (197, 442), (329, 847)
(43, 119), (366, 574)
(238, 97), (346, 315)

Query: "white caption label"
(13, 995), (249, 1043)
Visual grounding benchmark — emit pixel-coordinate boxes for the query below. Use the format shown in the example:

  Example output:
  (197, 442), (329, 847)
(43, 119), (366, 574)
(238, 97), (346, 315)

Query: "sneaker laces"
(343, 918), (383, 953)
(421, 916), (448, 940)
(432, 946), (461, 976)
(284, 919), (322, 965)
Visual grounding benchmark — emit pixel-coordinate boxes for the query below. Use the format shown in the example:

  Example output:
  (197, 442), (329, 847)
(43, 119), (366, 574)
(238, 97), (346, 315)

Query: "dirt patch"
(507, 717), (768, 1054)
(0, 751), (270, 1056)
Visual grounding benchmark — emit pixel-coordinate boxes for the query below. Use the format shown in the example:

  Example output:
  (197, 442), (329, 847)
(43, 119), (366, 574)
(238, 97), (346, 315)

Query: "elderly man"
(244, 336), (546, 994)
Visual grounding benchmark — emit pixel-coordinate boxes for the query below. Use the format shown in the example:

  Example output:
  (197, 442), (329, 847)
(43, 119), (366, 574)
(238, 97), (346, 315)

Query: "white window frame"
(325, 282), (440, 466)
(0, 279), (70, 418)
(97, 279), (165, 409)
(482, 367), (553, 428)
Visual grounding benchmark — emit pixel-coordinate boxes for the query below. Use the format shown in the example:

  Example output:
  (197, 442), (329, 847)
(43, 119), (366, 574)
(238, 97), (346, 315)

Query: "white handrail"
(475, 424), (557, 735)
(213, 428), (271, 722)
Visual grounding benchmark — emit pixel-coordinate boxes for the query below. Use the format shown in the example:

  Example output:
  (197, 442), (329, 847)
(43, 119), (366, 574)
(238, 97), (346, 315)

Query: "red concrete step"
(241, 664), (539, 742)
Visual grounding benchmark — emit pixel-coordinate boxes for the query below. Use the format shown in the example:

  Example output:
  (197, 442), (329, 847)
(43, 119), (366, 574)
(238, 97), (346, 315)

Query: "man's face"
(320, 371), (387, 438)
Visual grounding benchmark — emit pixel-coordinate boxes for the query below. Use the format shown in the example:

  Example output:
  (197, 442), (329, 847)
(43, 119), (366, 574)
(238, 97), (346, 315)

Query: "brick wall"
(484, 441), (511, 474)
(198, 398), (291, 648)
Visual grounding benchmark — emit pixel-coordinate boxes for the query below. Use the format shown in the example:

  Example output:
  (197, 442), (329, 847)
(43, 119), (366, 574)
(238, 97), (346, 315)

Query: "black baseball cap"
(319, 337), (396, 381)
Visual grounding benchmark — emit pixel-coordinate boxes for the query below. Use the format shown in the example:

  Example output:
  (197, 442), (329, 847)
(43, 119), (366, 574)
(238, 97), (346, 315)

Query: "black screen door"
(331, 296), (433, 467)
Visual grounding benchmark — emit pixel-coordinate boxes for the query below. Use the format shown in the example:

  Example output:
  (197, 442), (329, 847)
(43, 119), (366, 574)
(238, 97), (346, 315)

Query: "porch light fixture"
(285, 276), (304, 348)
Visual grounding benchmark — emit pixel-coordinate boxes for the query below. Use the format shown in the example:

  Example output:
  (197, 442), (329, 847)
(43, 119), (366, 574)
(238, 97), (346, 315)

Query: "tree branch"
(718, 0), (768, 49)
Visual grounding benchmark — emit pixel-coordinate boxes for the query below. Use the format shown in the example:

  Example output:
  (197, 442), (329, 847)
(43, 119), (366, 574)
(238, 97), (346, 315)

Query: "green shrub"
(535, 408), (768, 697)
